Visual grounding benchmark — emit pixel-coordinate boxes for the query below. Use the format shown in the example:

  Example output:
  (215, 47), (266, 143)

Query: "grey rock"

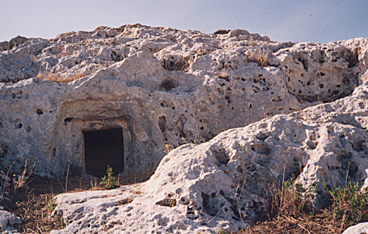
(0, 35), (28, 52)
(51, 82), (368, 233)
(0, 210), (21, 233)
(1, 25), (367, 179)
(342, 222), (368, 234)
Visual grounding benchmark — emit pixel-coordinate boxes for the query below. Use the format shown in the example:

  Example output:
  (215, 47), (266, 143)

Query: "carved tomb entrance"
(83, 128), (124, 178)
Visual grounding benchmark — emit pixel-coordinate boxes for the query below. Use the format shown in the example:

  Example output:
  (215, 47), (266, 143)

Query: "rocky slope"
(1, 24), (368, 233)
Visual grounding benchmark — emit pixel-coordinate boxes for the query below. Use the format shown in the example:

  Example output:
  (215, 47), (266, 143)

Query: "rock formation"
(1, 24), (367, 178)
(50, 81), (368, 233)
(1, 24), (368, 233)
(343, 221), (368, 234)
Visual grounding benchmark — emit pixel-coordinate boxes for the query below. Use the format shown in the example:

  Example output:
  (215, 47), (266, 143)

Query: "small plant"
(100, 166), (117, 189)
(324, 181), (368, 226)
(181, 137), (206, 145)
(246, 48), (269, 67)
(162, 55), (190, 72)
(269, 179), (316, 220)
(12, 160), (35, 191)
(37, 72), (85, 83)
(217, 227), (227, 234)
(165, 144), (171, 153)
(48, 199), (57, 211)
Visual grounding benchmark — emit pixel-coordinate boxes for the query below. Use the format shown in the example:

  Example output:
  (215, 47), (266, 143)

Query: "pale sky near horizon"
(1, 0), (367, 43)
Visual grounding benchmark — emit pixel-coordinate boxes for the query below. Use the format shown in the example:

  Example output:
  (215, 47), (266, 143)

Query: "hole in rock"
(255, 132), (270, 141)
(156, 198), (177, 207)
(36, 109), (43, 115)
(116, 198), (133, 206)
(201, 192), (219, 216)
(83, 128), (124, 178)
(251, 143), (271, 155)
(352, 139), (366, 152)
(214, 29), (230, 35)
(64, 117), (73, 125)
(210, 148), (230, 165)
(160, 78), (176, 91)
(158, 116), (166, 133)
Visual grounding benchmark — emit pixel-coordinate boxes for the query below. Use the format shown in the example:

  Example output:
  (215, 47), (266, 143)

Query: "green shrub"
(100, 166), (117, 189)
(217, 227), (227, 234)
(325, 181), (368, 226)
(48, 199), (57, 211)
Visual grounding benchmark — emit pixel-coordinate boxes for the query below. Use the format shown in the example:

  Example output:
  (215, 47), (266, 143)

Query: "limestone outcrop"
(51, 82), (368, 233)
(0, 210), (21, 233)
(343, 222), (368, 234)
(1, 24), (367, 178)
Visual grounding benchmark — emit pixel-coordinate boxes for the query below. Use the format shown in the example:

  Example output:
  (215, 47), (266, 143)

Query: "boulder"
(0, 35), (28, 52)
(51, 81), (368, 233)
(342, 222), (368, 234)
(0, 210), (21, 233)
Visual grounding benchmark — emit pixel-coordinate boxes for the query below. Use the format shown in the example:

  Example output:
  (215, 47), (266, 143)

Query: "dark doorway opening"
(83, 128), (124, 178)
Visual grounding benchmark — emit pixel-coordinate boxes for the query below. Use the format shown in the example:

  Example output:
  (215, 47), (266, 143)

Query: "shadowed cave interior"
(83, 128), (124, 178)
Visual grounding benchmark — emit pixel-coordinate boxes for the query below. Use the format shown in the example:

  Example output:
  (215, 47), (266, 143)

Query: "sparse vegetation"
(237, 179), (368, 234)
(36, 72), (85, 83)
(324, 180), (368, 226)
(181, 137), (206, 145)
(100, 166), (117, 190)
(218, 227), (228, 234)
(162, 55), (190, 71)
(48, 199), (57, 211)
(246, 48), (269, 67)
(8, 177), (70, 233)
(4, 161), (368, 233)
(5, 170), (153, 233)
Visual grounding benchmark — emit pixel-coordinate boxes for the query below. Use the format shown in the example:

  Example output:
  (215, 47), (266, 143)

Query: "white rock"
(51, 82), (368, 233)
(0, 210), (21, 233)
(342, 222), (368, 234)
(1, 25), (366, 178)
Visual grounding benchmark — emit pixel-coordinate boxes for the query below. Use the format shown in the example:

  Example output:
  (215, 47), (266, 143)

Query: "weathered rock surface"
(0, 210), (21, 233)
(51, 82), (368, 233)
(342, 221), (368, 234)
(1, 24), (367, 178)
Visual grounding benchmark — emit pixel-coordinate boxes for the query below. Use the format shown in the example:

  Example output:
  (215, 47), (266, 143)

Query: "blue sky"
(1, 0), (367, 43)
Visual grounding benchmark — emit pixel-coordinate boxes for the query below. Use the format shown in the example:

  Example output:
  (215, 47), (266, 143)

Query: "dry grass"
(36, 72), (85, 83)
(9, 176), (114, 233)
(233, 180), (368, 234)
(9, 177), (68, 233)
(246, 48), (269, 67)
(7, 168), (154, 233)
(8, 168), (367, 233)
(162, 55), (190, 71)
(237, 215), (341, 234)
(12, 160), (35, 191)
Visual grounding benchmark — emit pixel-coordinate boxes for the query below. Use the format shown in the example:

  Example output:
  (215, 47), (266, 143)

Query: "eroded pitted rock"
(0, 35), (28, 52)
(51, 83), (368, 233)
(1, 25), (368, 179)
(276, 42), (360, 102)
